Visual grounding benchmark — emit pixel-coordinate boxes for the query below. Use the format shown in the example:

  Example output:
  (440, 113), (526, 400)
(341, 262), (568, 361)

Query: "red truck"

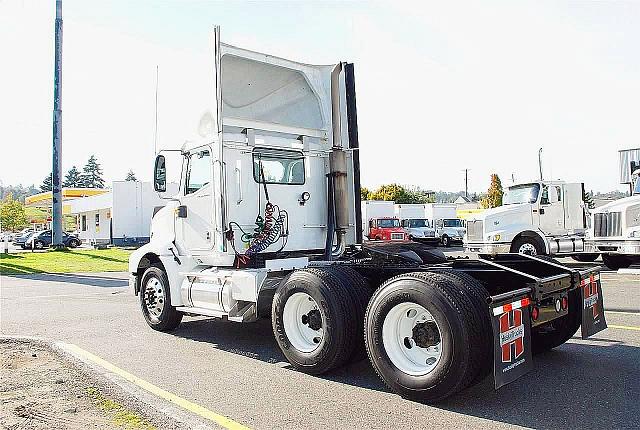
(367, 217), (407, 241)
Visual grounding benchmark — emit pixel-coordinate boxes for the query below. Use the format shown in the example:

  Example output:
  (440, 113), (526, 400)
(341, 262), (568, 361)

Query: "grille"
(466, 220), (484, 241)
(391, 233), (405, 240)
(594, 212), (622, 237)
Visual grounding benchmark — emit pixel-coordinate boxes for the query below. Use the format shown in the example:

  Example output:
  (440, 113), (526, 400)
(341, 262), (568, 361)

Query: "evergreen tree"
(583, 189), (595, 209)
(0, 194), (28, 231)
(40, 173), (53, 192)
(80, 155), (105, 188)
(63, 166), (82, 187)
(481, 174), (503, 208)
(125, 170), (137, 181)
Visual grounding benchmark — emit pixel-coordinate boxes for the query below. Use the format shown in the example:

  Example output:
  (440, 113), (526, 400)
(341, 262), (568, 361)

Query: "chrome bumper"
(587, 239), (640, 255)
(465, 242), (511, 255)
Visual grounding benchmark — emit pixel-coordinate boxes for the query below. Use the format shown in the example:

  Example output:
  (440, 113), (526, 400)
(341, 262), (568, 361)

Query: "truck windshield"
(408, 219), (428, 228)
(443, 219), (463, 228)
(503, 183), (540, 205)
(378, 219), (400, 228)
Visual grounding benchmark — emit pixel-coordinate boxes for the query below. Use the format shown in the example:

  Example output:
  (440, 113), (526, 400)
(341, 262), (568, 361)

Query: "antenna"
(154, 65), (159, 155)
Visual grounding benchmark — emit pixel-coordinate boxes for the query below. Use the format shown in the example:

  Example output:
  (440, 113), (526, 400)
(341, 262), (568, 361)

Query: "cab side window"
(540, 185), (549, 205)
(185, 150), (211, 195)
(555, 186), (562, 202)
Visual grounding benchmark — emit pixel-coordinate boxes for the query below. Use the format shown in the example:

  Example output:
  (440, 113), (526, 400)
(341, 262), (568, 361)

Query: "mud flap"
(580, 273), (607, 339)
(490, 297), (533, 389)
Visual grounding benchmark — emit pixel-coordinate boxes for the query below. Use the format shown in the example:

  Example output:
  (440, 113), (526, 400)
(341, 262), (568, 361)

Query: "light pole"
(52, 0), (64, 247)
(538, 147), (543, 180)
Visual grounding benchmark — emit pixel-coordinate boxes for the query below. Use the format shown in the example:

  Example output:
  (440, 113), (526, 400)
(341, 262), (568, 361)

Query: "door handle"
(235, 165), (243, 204)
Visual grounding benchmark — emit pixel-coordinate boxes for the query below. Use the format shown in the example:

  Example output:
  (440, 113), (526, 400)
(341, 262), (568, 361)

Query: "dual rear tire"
(272, 268), (492, 403)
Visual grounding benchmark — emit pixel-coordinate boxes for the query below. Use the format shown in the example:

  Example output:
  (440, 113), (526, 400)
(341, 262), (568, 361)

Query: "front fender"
(486, 224), (548, 253)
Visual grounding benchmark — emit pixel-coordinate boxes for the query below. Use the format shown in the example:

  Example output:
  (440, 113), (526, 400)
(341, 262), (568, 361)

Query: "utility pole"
(538, 147), (543, 181)
(52, 0), (64, 247)
(464, 169), (469, 198)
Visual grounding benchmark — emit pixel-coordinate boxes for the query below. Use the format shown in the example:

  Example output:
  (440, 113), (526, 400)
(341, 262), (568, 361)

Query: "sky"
(1, 0), (638, 193)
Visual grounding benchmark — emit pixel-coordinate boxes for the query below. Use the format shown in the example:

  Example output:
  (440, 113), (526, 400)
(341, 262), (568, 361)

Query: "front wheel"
(441, 235), (450, 247)
(365, 272), (491, 403)
(140, 264), (182, 332)
(511, 236), (545, 256)
(34, 241), (45, 250)
(68, 239), (80, 248)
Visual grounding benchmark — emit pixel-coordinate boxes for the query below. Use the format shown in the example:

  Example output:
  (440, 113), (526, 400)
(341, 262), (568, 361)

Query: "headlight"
(493, 234), (501, 241)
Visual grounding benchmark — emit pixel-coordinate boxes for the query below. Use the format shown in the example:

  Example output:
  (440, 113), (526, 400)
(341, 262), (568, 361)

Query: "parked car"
(14, 229), (36, 247)
(26, 230), (81, 249)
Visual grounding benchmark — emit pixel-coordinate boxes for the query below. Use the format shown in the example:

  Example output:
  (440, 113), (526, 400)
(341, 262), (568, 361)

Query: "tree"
(480, 174), (503, 208)
(368, 184), (428, 204)
(40, 173), (53, 192)
(0, 194), (28, 231)
(80, 155), (105, 188)
(63, 166), (82, 188)
(360, 187), (370, 201)
(125, 170), (137, 182)
(583, 189), (595, 209)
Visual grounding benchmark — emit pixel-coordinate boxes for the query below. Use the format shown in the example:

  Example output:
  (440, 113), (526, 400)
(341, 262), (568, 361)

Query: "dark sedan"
(27, 230), (81, 249)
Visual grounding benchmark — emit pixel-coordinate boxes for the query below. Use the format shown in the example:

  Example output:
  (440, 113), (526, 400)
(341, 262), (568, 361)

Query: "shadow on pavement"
(3, 272), (128, 288)
(174, 318), (639, 429)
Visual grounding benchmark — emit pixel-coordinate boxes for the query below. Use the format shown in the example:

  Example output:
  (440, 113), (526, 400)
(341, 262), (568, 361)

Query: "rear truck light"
(561, 296), (568, 310)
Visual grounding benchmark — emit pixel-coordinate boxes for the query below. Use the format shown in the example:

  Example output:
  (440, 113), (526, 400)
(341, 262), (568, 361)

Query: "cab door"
(175, 147), (216, 254)
(538, 184), (565, 236)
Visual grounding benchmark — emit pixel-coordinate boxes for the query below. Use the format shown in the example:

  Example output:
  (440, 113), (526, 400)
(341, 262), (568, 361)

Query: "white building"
(69, 181), (167, 246)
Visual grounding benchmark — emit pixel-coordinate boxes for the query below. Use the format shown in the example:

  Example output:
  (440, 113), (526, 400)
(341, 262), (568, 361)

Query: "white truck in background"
(587, 148), (640, 270)
(127, 27), (607, 404)
(465, 181), (591, 257)
(394, 204), (438, 243)
(425, 204), (465, 246)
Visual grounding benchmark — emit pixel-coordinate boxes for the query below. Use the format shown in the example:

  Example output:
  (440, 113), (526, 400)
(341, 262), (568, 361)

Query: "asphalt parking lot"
(1, 252), (639, 429)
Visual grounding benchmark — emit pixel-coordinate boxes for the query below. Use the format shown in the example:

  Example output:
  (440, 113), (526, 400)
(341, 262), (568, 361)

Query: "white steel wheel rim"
(283, 292), (324, 353)
(518, 243), (537, 255)
(144, 277), (165, 322)
(382, 302), (443, 376)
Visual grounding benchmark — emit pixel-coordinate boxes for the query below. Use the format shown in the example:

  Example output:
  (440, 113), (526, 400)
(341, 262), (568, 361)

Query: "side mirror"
(154, 155), (167, 192)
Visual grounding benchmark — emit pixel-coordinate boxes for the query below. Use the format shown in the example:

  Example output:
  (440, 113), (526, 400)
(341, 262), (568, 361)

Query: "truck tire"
(364, 272), (487, 403)
(329, 265), (373, 362)
(602, 254), (632, 271)
(140, 264), (183, 332)
(441, 235), (451, 247)
(430, 269), (492, 383)
(272, 268), (359, 375)
(531, 288), (581, 354)
(511, 236), (545, 256)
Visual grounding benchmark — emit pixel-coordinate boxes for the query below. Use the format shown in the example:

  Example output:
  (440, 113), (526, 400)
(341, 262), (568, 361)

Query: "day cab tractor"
(129, 27), (607, 403)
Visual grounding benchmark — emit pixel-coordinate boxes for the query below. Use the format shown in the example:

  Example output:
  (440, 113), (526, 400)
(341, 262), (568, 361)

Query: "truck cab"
(587, 168), (640, 270)
(435, 218), (466, 247)
(400, 218), (437, 242)
(367, 217), (406, 241)
(465, 181), (588, 256)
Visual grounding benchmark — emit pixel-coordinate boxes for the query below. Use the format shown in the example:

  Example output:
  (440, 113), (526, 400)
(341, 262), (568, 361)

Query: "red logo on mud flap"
(583, 274), (599, 318)
(499, 310), (525, 363)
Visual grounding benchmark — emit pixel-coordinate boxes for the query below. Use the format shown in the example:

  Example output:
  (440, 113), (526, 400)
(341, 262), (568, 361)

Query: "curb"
(1, 335), (213, 430)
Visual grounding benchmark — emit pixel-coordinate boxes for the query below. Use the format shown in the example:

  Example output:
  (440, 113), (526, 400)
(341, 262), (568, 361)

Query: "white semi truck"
(586, 148), (640, 270)
(465, 181), (591, 258)
(129, 28), (607, 403)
